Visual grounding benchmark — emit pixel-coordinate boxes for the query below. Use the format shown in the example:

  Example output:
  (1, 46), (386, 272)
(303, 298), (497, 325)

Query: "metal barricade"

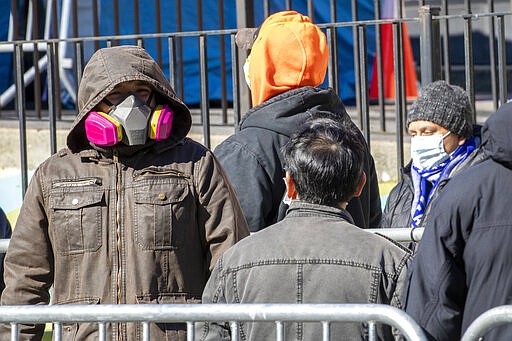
(0, 303), (428, 341)
(461, 305), (512, 341)
(366, 227), (424, 242)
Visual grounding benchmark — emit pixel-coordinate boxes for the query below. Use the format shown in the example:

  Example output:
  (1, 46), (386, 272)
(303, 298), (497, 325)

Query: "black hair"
(282, 117), (364, 207)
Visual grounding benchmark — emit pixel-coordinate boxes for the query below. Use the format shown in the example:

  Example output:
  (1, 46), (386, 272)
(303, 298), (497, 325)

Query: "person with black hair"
(198, 117), (411, 340)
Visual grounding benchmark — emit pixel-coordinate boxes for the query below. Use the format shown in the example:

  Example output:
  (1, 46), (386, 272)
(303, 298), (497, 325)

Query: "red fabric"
(369, 23), (418, 100)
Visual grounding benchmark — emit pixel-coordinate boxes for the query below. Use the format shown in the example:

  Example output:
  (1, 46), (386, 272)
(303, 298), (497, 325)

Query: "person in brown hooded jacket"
(0, 45), (249, 340)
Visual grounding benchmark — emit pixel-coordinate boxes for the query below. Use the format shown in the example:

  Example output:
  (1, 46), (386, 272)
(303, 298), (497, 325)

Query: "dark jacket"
(0, 46), (249, 341)
(403, 102), (512, 340)
(214, 86), (381, 232)
(198, 201), (412, 340)
(381, 125), (486, 229)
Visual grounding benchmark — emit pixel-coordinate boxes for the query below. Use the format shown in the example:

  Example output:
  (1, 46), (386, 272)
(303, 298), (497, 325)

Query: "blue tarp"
(99, 0), (375, 105)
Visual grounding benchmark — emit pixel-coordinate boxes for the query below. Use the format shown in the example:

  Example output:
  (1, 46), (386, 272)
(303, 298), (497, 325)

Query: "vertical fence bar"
(327, 27), (336, 90)
(176, 0), (185, 100)
(10, 322), (18, 341)
(393, 23), (405, 174)
(196, 0), (203, 30)
(307, 0), (314, 22)
(441, 0), (451, 83)
(75, 41), (84, 86)
(10, 0), (18, 40)
(464, 16), (475, 117)
(31, 0), (42, 119)
(230, 321), (240, 341)
(217, 0), (228, 124)
(264, 0), (270, 18)
(187, 321), (195, 341)
(98, 322), (107, 341)
(231, 33), (241, 129)
(496, 15), (508, 106)
(487, 0), (498, 111)
(329, 0), (339, 96)
(47, 42), (58, 155)
(419, 6), (442, 87)
(359, 25), (371, 146)
(352, 0), (362, 127)
(276, 321), (284, 341)
(133, 0), (140, 34)
(374, 0), (386, 132)
(92, 0), (99, 50)
(285, 0), (291, 10)
(368, 321), (377, 340)
(155, 0), (163, 67)
(142, 321), (150, 341)
(14, 43), (28, 197)
(53, 322), (62, 341)
(168, 36), (176, 89)
(113, 0), (120, 36)
(199, 35), (211, 148)
(322, 321), (330, 341)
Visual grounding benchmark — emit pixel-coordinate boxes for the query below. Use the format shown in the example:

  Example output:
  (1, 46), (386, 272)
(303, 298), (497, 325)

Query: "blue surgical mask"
(410, 131), (451, 170)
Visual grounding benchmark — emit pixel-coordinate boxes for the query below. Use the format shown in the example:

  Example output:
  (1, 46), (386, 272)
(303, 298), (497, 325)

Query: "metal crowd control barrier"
(461, 305), (512, 341)
(0, 229), (424, 254)
(366, 228), (424, 242)
(0, 303), (428, 341)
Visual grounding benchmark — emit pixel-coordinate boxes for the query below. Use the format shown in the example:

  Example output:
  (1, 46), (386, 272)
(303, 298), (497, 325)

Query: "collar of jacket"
(286, 200), (355, 224)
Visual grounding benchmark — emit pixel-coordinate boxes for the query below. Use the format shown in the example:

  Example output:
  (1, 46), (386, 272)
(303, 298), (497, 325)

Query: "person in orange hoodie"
(214, 10), (381, 232)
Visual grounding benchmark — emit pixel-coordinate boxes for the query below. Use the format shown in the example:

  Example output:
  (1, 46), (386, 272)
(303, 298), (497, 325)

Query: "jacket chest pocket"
(49, 185), (104, 256)
(133, 179), (192, 250)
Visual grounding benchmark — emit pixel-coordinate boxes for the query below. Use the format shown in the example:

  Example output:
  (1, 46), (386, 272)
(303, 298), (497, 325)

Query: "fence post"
(235, 0), (254, 119)
(419, 6), (442, 87)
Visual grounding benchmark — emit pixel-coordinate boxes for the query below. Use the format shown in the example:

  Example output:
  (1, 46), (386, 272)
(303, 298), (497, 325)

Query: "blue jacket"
(404, 102), (512, 340)
(198, 201), (411, 340)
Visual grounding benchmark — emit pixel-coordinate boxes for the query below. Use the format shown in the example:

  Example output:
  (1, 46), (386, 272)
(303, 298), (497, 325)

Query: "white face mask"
(410, 131), (451, 170)
(243, 55), (251, 89)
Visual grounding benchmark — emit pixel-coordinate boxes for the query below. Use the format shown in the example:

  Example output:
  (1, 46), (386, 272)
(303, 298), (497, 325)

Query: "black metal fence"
(1, 0), (512, 195)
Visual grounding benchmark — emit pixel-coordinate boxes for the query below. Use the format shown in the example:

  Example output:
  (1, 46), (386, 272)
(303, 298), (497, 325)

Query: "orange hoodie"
(248, 11), (329, 107)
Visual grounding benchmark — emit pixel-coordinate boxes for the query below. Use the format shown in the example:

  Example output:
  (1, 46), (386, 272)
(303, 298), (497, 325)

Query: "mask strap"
(101, 98), (115, 111)
(442, 131), (451, 139)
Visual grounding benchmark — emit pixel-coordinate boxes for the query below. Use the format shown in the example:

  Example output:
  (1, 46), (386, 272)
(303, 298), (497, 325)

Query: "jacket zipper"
(134, 168), (191, 180)
(52, 178), (101, 187)
(113, 151), (122, 305)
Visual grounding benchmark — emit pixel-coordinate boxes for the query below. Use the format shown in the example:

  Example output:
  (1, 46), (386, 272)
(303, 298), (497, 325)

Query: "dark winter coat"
(403, 102), (512, 340)
(214, 86), (381, 232)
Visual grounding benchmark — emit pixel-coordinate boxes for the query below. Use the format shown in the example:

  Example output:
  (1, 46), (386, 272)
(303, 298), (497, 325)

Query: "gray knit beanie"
(407, 80), (474, 138)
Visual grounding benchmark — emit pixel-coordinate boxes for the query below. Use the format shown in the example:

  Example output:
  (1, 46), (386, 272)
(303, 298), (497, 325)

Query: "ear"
(285, 172), (298, 200)
(458, 136), (467, 146)
(353, 171), (366, 198)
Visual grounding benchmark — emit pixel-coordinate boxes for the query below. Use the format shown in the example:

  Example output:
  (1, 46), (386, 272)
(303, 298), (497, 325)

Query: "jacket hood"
(67, 45), (192, 153)
(482, 101), (512, 167)
(248, 11), (329, 106)
(239, 86), (350, 137)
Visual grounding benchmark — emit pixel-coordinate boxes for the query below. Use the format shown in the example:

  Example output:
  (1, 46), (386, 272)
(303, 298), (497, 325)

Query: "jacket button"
(72, 198), (79, 205)
(158, 193), (166, 200)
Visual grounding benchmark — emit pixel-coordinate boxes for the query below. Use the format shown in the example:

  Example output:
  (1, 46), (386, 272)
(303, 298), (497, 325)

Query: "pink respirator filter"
(85, 111), (121, 146)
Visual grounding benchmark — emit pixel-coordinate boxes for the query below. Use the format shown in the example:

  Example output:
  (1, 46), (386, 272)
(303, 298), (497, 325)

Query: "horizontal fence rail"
(0, 303), (428, 341)
(461, 305), (512, 341)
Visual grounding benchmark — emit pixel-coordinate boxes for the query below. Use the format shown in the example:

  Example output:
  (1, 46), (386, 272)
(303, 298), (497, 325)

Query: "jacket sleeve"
(197, 257), (231, 341)
(0, 167), (53, 339)
(381, 181), (403, 228)
(0, 207), (12, 294)
(403, 188), (468, 340)
(195, 149), (250, 272)
(214, 139), (275, 232)
(366, 153), (382, 228)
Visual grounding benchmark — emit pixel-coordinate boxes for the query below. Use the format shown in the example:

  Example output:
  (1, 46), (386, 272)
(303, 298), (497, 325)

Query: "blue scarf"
(410, 136), (478, 228)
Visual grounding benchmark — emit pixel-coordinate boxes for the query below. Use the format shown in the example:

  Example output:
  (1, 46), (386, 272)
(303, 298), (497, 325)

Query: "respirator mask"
(85, 92), (174, 147)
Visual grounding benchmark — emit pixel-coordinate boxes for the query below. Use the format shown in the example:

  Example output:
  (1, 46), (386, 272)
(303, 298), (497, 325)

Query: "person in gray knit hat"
(381, 80), (487, 243)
